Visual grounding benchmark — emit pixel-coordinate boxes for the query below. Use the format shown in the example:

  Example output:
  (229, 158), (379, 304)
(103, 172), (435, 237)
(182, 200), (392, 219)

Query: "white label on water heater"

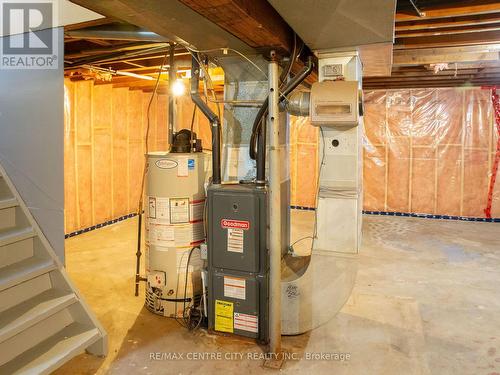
(190, 200), (205, 222)
(227, 228), (244, 253)
(156, 198), (170, 221)
(170, 198), (189, 224)
(177, 157), (189, 177)
(224, 276), (246, 300)
(149, 224), (174, 245)
(148, 197), (157, 219)
(174, 225), (192, 246)
(149, 197), (205, 225)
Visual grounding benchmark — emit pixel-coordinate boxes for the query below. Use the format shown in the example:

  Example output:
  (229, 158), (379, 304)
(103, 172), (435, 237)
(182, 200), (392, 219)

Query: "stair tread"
(0, 323), (100, 375)
(0, 197), (17, 210)
(0, 227), (35, 248)
(0, 163), (106, 373)
(0, 257), (55, 292)
(0, 289), (77, 343)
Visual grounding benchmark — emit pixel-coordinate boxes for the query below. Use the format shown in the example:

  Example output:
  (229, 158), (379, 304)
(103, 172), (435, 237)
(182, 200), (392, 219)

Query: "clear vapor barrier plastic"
(363, 88), (498, 218)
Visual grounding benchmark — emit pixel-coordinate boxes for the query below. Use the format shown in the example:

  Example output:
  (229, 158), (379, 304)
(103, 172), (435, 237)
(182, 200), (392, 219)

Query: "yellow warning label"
(215, 300), (233, 333)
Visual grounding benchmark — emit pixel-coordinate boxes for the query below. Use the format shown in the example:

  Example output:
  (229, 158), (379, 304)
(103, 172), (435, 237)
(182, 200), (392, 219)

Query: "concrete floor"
(55, 212), (500, 375)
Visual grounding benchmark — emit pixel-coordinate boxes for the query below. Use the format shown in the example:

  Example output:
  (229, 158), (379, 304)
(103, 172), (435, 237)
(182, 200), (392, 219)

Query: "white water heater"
(145, 152), (208, 317)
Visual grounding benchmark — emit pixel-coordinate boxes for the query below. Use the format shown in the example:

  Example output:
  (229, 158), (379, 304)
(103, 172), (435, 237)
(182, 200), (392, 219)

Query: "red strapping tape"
(485, 87), (500, 218)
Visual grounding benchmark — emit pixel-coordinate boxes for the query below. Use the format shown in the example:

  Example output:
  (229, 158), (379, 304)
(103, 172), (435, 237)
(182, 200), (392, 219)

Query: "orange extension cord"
(485, 87), (500, 218)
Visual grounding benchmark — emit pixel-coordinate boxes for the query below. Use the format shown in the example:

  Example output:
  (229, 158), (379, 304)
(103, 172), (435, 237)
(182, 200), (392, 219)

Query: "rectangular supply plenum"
(207, 184), (269, 342)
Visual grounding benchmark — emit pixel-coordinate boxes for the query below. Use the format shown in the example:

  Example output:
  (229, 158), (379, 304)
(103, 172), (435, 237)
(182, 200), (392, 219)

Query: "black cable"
(183, 247), (204, 330)
(249, 35), (297, 162)
(174, 246), (204, 330)
(250, 56), (314, 161)
(190, 104), (197, 152)
(134, 50), (170, 297)
(174, 248), (192, 328)
(182, 247), (196, 323)
(279, 33), (298, 91)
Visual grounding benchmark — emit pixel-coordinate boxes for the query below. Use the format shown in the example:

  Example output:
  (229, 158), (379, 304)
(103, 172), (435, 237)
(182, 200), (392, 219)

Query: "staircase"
(0, 163), (107, 374)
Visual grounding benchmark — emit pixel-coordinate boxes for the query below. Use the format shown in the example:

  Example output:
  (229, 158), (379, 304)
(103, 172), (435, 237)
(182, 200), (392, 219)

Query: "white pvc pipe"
(268, 58), (281, 354)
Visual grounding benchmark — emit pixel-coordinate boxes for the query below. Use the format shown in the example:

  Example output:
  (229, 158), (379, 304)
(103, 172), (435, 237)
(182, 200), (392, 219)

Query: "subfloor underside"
(55, 212), (500, 375)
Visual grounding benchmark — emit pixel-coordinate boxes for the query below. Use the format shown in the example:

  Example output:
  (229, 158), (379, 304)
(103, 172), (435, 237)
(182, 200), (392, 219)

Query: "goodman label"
(220, 219), (250, 230)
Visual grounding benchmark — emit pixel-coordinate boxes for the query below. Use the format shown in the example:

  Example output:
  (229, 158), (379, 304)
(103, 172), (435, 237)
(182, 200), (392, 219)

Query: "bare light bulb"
(172, 79), (185, 96)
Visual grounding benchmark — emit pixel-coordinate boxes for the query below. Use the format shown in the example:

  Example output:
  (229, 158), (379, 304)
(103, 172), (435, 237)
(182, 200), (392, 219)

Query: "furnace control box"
(207, 184), (269, 342)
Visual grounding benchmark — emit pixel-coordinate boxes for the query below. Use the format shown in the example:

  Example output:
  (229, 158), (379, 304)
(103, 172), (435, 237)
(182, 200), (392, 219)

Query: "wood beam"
(122, 61), (145, 68)
(359, 43), (393, 77)
(394, 50), (500, 65)
(395, 30), (500, 48)
(89, 39), (113, 47)
(396, 1), (500, 22)
(424, 61), (500, 69)
(64, 42), (169, 60)
(64, 37), (83, 44)
(177, 0), (293, 53)
(389, 69), (481, 77)
(395, 12), (500, 31)
(363, 80), (500, 89)
(64, 17), (115, 32)
(70, 0), (254, 52)
(395, 23), (500, 38)
(365, 73), (500, 82)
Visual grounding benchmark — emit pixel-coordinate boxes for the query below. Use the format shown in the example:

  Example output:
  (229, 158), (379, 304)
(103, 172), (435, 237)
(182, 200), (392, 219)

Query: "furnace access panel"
(206, 184), (269, 342)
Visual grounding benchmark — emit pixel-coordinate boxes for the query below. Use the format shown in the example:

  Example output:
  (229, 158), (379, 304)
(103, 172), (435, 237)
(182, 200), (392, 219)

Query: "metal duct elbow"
(190, 56), (219, 124)
(285, 91), (310, 117)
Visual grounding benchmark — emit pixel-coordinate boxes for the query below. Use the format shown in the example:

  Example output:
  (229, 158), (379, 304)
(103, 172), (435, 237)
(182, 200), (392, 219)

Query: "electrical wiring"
(134, 50), (170, 297)
(182, 248), (195, 320)
(188, 39), (307, 165)
(288, 236), (314, 254)
(314, 127), (326, 240)
(190, 104), (197, 145)
(280, 33), (298, 91)
(174, 249), (191, 328)
(137, 51), (169, 213)
(289, 127), (325, 255)
(250, 35), (312, 162)
(185, 46), (268, 79)
(173, 247), (204, 330)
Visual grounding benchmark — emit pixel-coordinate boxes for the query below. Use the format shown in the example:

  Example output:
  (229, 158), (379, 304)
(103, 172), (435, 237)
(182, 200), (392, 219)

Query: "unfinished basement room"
(0, 0), (500, 374)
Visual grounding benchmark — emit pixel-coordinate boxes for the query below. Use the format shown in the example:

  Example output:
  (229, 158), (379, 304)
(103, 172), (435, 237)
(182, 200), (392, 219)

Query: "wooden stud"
(384, 92), (389, 211)
(408, 89), (414, 213)
(460, 90), (466, 216)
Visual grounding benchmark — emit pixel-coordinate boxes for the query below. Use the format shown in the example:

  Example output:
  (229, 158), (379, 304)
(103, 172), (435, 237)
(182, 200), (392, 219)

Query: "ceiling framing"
(65, 0), (500, 90)
(364, 0), (500, 89)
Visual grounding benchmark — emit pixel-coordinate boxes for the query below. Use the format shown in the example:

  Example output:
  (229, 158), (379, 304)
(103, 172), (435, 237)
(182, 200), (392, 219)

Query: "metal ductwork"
(267, 0), (396, 50)
(285, 91), (310, 117)
(190, 55), (222, 185)
(66, 23), (168, 42)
